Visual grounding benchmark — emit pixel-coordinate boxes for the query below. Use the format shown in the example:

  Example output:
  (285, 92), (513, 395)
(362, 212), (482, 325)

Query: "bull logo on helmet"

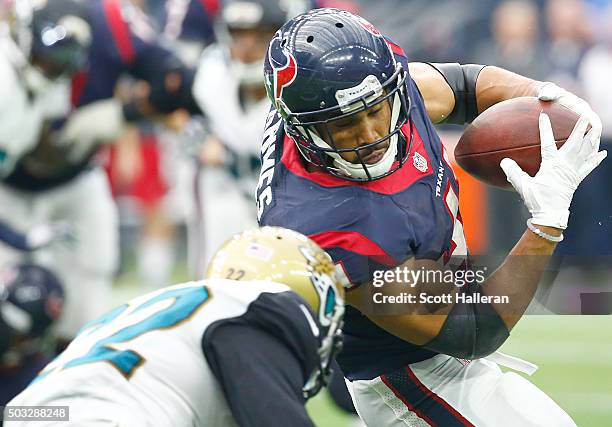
(268, 36), (298, 101)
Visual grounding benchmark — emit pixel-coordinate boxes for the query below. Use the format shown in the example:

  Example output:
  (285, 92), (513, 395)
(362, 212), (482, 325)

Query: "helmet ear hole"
(335, 22), (344, 28)
(306, 35), (314, 43)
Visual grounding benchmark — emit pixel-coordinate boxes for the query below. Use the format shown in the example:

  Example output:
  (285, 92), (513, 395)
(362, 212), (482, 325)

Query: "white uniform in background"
(6, 279), (292, 427)
(190, 45), (270, 275)
(0, 168), (118, 338)
(0, 27), (117, 339)
(0, 25), (70, 178)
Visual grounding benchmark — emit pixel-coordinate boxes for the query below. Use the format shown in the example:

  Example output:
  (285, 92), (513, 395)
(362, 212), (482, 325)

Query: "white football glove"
(537, 82), (603, 139)
(58, 99), (126, 162)
(500, 113), (607, 230)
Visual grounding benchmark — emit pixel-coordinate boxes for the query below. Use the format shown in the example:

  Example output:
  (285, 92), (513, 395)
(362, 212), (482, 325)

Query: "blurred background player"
(105, 0), (307, 290)
(103, 0), (359, 289)
(189, 0), (302, 276)
(102, 0), (219, 292)
(0, 0), (197, 345)
(0, 263), (64, 407)
(7, 227), (344, 427)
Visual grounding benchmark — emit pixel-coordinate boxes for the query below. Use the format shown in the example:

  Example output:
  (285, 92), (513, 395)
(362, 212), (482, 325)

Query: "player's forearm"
(346, 257), (454, 345)
(481, 226), (560, 330)
(475, 66), (542, 113)
(347, 228), (560, 351)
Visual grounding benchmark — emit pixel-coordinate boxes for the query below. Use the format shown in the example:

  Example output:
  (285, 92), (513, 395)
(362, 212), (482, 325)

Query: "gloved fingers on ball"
(585, 111), (603, 142)
(558, 115), (590, 159)
(500, 158), (529, 190)
(576, 128), (599, 161)
(538, 113), (558, 161)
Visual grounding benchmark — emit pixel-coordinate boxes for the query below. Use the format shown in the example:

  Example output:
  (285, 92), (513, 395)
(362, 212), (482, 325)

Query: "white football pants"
(346, 353), (576, 427)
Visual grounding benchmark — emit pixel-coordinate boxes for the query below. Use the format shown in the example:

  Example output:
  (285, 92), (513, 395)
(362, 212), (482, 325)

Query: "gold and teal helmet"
(205, 226), (345, 398)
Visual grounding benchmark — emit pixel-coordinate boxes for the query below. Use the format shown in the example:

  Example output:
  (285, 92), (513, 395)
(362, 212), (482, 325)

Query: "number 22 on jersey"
(36, 284), (210, 382)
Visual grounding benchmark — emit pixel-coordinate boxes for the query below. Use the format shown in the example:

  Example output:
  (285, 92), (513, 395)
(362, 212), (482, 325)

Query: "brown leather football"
(455, 97), (581, 189)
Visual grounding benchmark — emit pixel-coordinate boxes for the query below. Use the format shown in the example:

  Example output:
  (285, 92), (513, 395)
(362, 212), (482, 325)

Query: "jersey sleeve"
(202, 324), (314, 427)
(201, 292), (319, 427)
(308, 230), (405, 288)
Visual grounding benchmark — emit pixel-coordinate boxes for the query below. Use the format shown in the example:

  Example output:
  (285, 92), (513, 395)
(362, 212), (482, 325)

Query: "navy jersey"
(4, 0), (178, 192)
(257, 42), (468, 380)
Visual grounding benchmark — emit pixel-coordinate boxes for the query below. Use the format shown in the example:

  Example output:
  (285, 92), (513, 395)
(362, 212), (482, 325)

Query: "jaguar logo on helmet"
(267, 36), (298, 102)
(298, 245), (342, 328)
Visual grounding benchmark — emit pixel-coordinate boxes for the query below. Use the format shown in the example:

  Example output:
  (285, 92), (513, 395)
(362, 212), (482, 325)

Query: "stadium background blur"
(27, 0), (611, 424)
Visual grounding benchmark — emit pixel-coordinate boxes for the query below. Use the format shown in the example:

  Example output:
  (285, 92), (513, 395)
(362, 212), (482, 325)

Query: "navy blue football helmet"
(264, 8), (412, 181)
(0, 264), (64, 363)
(12, 0), (91, 83)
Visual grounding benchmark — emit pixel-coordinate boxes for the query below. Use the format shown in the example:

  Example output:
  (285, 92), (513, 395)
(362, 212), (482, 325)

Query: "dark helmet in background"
(264, 8), (413, 181)
(0, 263), (64, 365)
(10, 0), (91, 90)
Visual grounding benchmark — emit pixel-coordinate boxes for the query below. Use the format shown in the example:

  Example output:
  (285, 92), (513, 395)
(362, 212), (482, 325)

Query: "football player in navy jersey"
(0, 0), (199, 344)
(257, 8), (606, 426)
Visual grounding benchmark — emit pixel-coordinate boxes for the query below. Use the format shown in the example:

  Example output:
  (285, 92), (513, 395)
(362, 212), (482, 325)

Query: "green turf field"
(306, 316), (612, 427)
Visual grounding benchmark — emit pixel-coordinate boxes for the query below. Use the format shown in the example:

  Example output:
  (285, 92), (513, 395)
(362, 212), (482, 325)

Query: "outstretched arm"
(347, 114), (606, 358)
(410, 63), (540, 123)
(410, 62), (600, 135)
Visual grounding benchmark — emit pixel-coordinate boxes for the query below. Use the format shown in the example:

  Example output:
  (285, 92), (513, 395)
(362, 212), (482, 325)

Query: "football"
(454, 97), (581, 189)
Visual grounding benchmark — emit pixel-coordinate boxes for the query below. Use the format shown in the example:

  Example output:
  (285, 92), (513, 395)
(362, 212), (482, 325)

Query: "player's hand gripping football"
(537, 82), (603, 138)
(500, 113), (607, 230)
